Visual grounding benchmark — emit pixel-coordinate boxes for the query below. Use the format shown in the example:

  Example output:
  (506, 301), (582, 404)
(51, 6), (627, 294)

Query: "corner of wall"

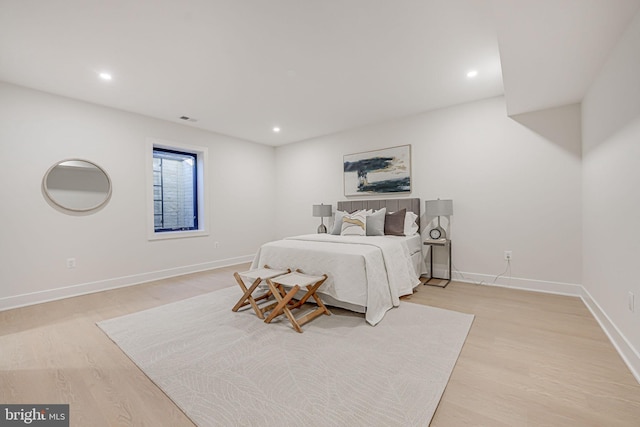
(580, 287), (640, 384)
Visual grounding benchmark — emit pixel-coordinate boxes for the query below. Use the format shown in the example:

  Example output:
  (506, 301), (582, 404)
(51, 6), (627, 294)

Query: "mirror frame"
(42, 158), (113, 213)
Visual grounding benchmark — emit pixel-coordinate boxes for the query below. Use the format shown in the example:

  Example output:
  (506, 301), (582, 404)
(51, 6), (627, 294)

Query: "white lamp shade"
(425, 199), (453, 216)
(312, 204), (332, 217)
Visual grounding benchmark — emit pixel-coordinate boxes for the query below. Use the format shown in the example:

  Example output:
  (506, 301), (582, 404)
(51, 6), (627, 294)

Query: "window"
(153, 148), (198, 232)
(147, 139), (208, 240)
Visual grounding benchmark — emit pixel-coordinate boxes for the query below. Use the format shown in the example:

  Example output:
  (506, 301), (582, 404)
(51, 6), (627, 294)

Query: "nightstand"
(423, 239), (451, 288)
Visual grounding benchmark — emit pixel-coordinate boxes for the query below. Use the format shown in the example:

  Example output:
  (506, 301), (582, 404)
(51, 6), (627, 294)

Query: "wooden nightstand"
(423, 239), (451, 288)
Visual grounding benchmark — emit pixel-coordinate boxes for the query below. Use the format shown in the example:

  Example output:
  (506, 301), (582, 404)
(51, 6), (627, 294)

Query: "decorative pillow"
(341, 211), (367, 236)
(366, 208), (386, 236)
(331, 210), (347, 235)
(384, 208), (406, 236)
(404, 211), (419, 235)
(333, 209), (373, 234)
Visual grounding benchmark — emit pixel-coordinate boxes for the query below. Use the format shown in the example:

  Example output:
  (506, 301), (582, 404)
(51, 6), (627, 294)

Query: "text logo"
(0, 405), (68, 426)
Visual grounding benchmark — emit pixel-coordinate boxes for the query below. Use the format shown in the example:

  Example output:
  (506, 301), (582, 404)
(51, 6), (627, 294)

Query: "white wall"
(0, 82), (277, 309)
(582, 8), (640, 379)
(275, 96), (583, 292)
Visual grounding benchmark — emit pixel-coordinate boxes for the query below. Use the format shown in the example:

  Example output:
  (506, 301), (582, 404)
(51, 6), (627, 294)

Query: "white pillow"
(341, 211), (367, 236)
(404, 211), (419, 235)
(333, 209), (372, 234)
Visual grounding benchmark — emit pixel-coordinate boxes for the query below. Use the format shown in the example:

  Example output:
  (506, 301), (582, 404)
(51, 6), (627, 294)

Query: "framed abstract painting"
(343, 145), (411, 196)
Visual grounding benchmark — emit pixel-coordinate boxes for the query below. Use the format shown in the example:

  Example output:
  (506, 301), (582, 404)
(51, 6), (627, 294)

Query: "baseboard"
(580, 287), (640, 384)
(452, 269), (640, 384)
(451, 270), (583, 296)
(0, 255), (253, 312)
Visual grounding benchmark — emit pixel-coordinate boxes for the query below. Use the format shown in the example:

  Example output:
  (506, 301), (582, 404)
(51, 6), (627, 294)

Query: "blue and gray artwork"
(343, 145), (411, 195)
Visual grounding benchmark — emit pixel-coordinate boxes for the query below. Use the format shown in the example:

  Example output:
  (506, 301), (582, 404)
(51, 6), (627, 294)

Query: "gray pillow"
(331, 210), (347, 235)
(384, 209), (406, 236)
(366, 208), (386, 236)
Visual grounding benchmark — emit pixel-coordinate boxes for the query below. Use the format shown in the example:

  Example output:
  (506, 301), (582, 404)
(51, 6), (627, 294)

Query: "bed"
(250, 198), (423, 325)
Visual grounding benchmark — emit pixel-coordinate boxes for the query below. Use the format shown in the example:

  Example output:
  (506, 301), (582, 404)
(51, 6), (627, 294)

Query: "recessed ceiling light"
(273, 127), (281, 133)
(466, 70), (478, 78)
(99, 72), (112, 81)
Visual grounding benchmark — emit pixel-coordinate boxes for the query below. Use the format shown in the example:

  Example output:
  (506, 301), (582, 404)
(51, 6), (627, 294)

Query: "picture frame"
(343, 144), (411, 196)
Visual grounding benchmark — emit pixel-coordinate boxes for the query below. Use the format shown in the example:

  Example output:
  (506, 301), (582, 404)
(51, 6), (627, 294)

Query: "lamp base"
(317, 224), (327, 234)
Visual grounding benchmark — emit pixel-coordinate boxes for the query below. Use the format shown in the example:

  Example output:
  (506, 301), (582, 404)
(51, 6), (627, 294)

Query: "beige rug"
(98, 286), (473, 426)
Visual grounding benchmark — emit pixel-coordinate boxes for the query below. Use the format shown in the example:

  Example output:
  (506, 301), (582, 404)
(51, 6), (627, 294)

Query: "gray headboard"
(337, 198), (421, 231)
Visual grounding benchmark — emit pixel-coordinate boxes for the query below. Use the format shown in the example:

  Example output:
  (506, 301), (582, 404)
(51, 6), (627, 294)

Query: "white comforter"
(251, 234), (420, 325)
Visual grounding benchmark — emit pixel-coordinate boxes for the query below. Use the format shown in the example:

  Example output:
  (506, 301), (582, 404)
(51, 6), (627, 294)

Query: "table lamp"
(312, 203), (332, 233)
(425, 199), (453, 240)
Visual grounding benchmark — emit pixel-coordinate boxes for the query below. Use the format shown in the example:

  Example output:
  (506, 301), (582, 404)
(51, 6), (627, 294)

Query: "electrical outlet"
(504, 251), (512, 261)
(66, 258), (76, 269)
(629, 292), (635, 313)
(214, 241), (220, 248)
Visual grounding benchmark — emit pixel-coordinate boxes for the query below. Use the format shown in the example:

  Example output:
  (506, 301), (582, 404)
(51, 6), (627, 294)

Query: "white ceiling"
(1, 0), (638, 146)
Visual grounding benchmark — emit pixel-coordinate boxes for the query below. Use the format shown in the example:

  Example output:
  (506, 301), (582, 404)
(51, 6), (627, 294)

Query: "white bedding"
(405, 233), (423, 257)
(250, 234), (421, 325)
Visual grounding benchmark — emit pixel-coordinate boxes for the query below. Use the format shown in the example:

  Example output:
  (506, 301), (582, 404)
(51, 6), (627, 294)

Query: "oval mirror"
(43, 159), (112, 212)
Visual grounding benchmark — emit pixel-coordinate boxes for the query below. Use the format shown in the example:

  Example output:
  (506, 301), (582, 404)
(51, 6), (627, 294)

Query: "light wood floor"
(1, 264), (639, 426)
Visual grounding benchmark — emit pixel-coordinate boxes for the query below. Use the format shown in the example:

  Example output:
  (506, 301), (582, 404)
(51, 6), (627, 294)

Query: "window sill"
(148, 229), (209, 241)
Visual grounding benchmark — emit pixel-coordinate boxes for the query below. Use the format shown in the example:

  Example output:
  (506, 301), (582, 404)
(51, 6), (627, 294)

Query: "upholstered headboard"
(337, 198), (421, 231)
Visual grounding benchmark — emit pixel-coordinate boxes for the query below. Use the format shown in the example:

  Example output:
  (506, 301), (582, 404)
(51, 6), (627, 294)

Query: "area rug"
(98, 287), (474, 426)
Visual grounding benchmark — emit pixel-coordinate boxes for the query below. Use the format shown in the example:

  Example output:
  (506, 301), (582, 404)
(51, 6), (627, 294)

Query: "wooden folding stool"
(264, 270), (331, 333)
(232, 266), (289, 319)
